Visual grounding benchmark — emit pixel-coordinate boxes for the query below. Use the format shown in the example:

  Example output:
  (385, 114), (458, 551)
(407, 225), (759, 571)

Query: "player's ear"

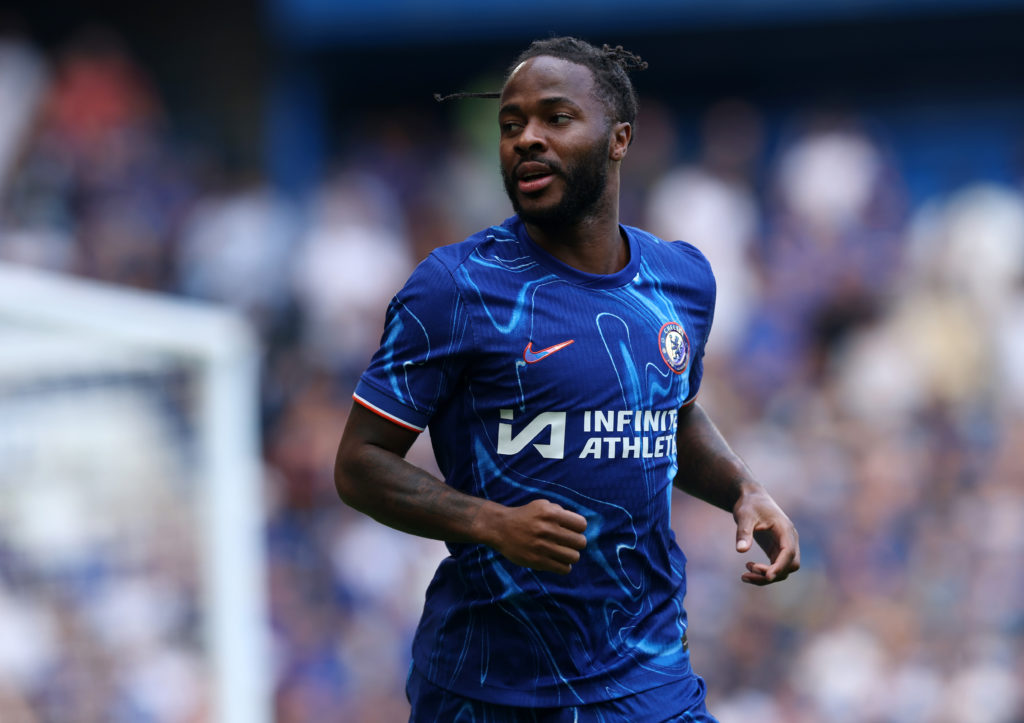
(609, 122), (631, 161)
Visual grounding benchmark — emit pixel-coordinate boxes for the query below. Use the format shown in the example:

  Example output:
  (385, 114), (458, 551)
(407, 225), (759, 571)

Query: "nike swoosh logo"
(524, 339), (575, 363)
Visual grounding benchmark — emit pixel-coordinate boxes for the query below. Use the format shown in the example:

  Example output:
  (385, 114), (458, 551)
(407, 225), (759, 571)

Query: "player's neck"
(525, 196), (628, 276)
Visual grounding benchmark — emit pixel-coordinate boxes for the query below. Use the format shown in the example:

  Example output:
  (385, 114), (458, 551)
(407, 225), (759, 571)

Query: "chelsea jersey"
(354, 215), (716, 707)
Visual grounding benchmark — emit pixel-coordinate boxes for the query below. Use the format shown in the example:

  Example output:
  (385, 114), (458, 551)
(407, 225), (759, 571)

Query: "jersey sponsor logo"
(496, 408), (678, 461)
(497, 409), (566, 458)
(659, 322), (690, 374)
(523, 339), (575, 364)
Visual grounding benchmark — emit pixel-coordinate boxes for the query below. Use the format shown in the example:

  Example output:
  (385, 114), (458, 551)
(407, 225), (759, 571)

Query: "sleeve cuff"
(353, 379), (429, 432)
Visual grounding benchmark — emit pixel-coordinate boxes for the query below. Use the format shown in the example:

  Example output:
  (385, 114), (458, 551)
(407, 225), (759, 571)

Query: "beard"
(502, 138), (610, 229)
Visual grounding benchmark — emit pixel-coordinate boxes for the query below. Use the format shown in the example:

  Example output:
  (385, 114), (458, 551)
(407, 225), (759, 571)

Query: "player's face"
(498, 56), (620, 229)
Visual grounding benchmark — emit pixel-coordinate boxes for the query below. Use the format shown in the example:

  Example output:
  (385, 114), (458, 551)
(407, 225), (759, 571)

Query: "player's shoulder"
(625, 225), (714, 276)
(399, 218), (524, 305)
(425, 217), (521, 274)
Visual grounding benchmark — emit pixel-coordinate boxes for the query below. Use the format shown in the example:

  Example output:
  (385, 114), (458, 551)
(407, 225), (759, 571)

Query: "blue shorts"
(406, 666), (719, 723)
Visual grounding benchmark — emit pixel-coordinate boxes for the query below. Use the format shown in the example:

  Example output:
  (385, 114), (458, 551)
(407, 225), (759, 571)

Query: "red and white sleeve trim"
(352, 393), (425, 432)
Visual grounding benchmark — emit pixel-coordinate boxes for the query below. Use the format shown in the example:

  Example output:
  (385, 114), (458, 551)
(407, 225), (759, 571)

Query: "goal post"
(0, 262), (270, 723)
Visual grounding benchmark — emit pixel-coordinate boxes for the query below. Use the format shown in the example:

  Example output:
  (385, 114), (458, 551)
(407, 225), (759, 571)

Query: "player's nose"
(514, 118), (547, 154)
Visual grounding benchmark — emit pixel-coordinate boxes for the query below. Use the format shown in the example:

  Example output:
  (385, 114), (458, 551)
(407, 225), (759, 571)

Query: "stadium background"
(2, 0), (1024, 721)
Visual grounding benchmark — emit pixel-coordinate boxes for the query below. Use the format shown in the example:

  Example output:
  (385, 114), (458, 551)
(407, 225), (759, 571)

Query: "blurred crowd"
(1, 22), (1023, 723)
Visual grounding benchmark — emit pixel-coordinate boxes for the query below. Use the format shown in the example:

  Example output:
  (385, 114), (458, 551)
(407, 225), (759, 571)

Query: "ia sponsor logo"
(496, 409), (566, 459)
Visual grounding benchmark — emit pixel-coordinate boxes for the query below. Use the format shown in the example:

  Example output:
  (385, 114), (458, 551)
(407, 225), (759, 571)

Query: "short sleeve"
(678, 242), (717, 407)
(354, 254), (472, 431)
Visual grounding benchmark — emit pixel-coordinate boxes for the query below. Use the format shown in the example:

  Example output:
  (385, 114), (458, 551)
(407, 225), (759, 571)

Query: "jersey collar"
(506, 215), (642, 290)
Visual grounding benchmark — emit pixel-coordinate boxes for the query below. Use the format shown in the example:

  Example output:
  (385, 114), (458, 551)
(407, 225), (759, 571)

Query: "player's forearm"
(672, 402), (763, 512)
(335, 442), (500, 546)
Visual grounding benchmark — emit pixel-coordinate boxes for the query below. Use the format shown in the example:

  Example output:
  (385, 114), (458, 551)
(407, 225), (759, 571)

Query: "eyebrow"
(499, 96), (583, 115)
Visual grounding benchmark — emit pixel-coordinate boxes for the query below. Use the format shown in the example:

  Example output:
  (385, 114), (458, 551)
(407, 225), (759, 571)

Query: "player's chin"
(516, 196), (565, 225)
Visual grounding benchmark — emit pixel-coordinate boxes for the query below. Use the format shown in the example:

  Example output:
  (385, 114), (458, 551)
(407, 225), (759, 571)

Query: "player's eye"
(551, 113), (573, 126)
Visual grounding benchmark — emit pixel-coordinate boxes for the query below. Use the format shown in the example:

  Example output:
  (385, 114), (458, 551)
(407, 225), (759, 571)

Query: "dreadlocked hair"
(433, 91), (500, 102)
(507, 37), (647, 131)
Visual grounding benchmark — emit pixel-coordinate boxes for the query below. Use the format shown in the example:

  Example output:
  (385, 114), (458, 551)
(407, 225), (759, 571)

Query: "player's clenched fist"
(481, 499), (588, 574)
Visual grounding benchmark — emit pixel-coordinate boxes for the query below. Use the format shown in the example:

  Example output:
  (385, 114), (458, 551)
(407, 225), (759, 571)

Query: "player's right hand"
(483, 499), (588, 574)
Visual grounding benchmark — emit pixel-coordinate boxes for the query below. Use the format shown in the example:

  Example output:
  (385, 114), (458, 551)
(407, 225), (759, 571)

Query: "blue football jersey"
(354, 215), (716, 707)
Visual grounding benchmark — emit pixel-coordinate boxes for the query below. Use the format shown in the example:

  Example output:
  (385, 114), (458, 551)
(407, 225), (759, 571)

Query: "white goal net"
(0, 263), (270, 723)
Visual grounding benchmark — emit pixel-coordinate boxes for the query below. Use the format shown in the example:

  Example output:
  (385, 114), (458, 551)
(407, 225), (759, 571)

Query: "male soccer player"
(334, 36), (800, 722)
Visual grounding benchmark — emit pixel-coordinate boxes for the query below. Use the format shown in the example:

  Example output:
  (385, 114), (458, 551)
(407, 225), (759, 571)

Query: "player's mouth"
(516, 161), (558, 195)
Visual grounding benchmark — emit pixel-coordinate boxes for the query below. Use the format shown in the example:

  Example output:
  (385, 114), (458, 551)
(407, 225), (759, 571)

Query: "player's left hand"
(733, 489), (800, 586)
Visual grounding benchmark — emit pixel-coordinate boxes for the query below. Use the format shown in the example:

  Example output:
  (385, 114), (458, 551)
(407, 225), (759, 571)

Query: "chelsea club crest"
(658, 321), (690, 375)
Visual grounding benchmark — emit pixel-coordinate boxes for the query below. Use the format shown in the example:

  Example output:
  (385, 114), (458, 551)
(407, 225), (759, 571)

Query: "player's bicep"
(334, 401), (421, 506)
(343, 400), (420, 458)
